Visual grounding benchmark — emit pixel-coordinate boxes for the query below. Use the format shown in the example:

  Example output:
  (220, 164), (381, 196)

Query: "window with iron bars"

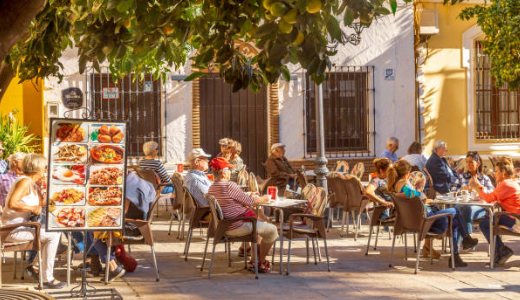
(475, 41), (520, 140)
(304, 66), (375, 158)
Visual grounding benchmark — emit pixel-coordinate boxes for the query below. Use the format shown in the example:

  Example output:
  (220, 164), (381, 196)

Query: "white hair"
(143, 141), (158, 156)
(432, 140), (447, 154)
(8, 152), (26, 170)
(386, 137), (399, 146)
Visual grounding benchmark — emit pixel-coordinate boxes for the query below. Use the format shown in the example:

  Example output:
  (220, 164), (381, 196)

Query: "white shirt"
(402, 154), (428, 170)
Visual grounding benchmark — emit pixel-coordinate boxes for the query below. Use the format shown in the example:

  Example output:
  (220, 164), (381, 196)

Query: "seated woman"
(388, 159), (477, 267)
(229, 141), (246, 182)
(452, 151), (493, 250)
(364, 158), (394, 219)
(402, 142), (428, 171)
(470, 157), (520, 266)
(1, 153), (65, 289)
(139, 141), (174, 195)
(207, 157), (277, 273)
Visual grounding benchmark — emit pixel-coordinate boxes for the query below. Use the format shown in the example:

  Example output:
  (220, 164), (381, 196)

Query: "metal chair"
(183, 190), (210, 261)
(491, 210), (520, 268)
(341, 177), (371, 240)
(365, 205), (395, 255)
(134, 168), (172, 218)
(106, 194), (161, 283)
(389, 194), (455, 274)
(168, 174), (189, 237)
(201, 195), (259, 279)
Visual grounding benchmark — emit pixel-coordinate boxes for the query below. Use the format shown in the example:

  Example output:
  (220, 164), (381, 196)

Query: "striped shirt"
(207, 181), (255, 230)
(0, 160), (8, 174)
(183, 169), (212, 206)
(0, 171), (17, 207)
(139, 159), (171, 184)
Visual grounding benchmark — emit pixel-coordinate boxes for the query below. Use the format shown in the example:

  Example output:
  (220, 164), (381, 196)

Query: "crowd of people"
(373, 137), (520, 267)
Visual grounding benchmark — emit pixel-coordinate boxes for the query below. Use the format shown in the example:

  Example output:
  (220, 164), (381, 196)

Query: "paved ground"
(2, 204), (520, 300)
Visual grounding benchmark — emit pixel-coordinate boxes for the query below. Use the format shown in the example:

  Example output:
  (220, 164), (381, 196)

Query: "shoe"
(43, 280), (66, 289)
(462, 236), (479, 251)
(497, 246), (514, 265)
(102, 265), (126, 282)
(56, 243), (68, 256)
(248, 260), (271, 273)
(421, 246), (441, 259)
(26, 266), (39, 282)
(448, 254), (468, 268)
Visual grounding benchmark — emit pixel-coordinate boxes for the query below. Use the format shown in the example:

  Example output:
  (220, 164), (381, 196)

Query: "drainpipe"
(314, 82), (328, 189)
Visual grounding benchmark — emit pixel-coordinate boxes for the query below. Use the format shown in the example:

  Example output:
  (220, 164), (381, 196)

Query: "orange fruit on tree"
(292, 32), (304, 45)
(270, 2), (287, 17)
(278, 20), (293, 34)
(164, 25), (174, 35)
(283, 9), (298, 24)
(263, 0), (274, 10)
(306, 0), (322, 14)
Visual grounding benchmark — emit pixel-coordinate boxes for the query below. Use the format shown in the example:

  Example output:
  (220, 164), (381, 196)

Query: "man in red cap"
(207, 157), (277, 273)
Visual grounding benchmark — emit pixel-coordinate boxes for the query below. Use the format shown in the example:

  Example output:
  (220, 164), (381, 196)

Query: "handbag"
(114, 245), (138, 272)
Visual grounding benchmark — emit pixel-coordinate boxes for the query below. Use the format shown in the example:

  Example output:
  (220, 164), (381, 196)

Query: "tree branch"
(0, 62), (15, 103)
(0, 0), (46, 64)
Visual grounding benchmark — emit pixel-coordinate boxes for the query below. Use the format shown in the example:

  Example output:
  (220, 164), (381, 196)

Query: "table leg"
(67, 232), (72, 285)
(279, 208), (284, 275)
(489, 207), (494, 269)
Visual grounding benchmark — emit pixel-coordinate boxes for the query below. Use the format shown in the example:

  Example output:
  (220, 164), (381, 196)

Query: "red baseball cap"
(209, 157), (235, 170)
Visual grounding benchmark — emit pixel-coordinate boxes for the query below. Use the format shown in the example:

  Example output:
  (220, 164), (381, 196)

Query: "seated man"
(380, 137), (399, 163)
(425, 140), (457, 194)
(207, 157), (276, 273)
(264, 143), (296, 195)
(470, 157), (520, 266)
(183, 148), (212, 206)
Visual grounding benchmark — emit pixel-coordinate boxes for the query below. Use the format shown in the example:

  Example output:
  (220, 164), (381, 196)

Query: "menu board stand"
(46, 117), (128, 298)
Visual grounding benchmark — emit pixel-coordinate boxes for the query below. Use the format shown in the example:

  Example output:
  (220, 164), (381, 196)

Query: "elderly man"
(183, 148), (212, 206)
(265, 143), (296, 194)
(425, 140), (457, 194)
(0, 152), (26, 206)
(380, 137), (399, 163)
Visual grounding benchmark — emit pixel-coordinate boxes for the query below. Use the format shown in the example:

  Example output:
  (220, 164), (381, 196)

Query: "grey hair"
(432, 140), (447, 154)
(386, 137), (399, 146)
(143, 141), (158, 156)
(22, 153), (47, 174)
(8, 152), (26, 170)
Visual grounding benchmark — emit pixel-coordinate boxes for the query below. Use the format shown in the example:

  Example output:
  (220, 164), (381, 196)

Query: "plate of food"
(51, 207), (85, 228)
(89, 166), (123, 185)
(90, 145), (124, 164)
(88, 186), (122, 206)
(49, 186), (85, 205)
(52, 165), (86, 185)
(54, 122), (89, 143)
(53, 144), (88, 163)
(90, 124), (125, 144)
(87, 207), (121, 227)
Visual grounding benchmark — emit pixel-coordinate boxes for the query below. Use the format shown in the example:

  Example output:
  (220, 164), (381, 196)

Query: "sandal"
(26, 266), (39, 282)
(248, 261), (271, 273)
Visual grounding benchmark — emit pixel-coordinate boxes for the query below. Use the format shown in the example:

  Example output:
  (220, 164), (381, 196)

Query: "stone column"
(314, 82), (328, 189)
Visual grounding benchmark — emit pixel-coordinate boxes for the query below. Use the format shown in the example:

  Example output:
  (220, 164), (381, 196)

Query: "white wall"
(279, 2), (415, 160)
(45, 2), (415, 163)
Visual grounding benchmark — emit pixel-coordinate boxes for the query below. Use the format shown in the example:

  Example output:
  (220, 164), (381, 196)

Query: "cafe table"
(257, 198), (307, 274)
(432, 195), (498, 269)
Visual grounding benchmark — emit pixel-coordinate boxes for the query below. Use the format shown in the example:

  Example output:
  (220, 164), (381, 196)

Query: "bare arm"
(365, 184), (393, 208)
(7, 178), (41, 215)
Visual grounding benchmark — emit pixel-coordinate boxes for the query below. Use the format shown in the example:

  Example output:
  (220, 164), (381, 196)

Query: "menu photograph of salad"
(47, 119), (128, 231)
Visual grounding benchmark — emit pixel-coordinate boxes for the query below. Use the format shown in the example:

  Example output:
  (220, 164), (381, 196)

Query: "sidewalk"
(2, 207), (520, 299)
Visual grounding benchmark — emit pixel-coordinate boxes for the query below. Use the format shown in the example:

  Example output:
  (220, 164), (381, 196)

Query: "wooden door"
(199, 74), (268, 177)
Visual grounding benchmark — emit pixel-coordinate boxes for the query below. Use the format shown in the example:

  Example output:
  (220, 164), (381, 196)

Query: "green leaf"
(184, 71), (205, 81)
(375, 7), (391, 15)
(344, 9), (355, 26)
(116, 0), (134, 13)
(390, 0), (398, 14)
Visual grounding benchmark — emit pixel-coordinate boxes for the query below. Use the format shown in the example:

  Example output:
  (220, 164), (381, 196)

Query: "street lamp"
(345, 22), (367, 46)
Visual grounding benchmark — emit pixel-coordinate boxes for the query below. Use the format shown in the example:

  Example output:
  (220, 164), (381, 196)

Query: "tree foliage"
(459, 0), (520, 90)
(6, 0), (430, 94)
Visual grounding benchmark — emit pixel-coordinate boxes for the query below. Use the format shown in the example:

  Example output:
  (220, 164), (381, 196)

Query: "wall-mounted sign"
(144, 81), (153, 92)
(384, 68), (395, 81)
(61, 87), (84, 109)
(102, 87), (119, 99)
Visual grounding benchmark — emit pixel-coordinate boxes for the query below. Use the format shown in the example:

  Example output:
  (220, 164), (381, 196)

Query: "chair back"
(334, 160), (350, 173)
(391, 194), (425, 234)
(171, 174), (185, 211)
(302, 187), (327, 216)
(326, 177), (345, 208)
(248, 172), (259, 193)
(135, 168), (160, 191)
(350, 162), (365, 179)
(410, 165), (421, 173)
(343, 177), (365, 211)
(206, 194), (224, 232)
(408, 171), (426, 193)
(295, 170), (308, 190)
(237, 169), (249, 187)
(301, 183), (316, 201)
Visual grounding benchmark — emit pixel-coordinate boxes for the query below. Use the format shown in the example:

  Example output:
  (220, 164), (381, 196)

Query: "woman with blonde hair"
(1, 153), (65, 289)
(229, 140), (246, 182)
(388, 160), (476, 267)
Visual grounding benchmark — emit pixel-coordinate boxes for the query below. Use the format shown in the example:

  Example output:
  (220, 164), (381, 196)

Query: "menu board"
(46, 119), (128, 231)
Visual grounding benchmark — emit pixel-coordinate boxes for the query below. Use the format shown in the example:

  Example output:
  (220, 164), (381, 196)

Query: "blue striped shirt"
(139, 159), (171, 184)
(183, 169), (212, 206)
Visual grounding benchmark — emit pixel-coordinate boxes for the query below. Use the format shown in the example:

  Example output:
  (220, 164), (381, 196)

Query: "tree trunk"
(0, 0), (46, 64)
(0, 62), (15, 102)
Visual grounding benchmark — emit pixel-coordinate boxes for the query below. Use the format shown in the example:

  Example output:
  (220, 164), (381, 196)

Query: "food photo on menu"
(48, 207), (86, 228)
(51, 165), (86, 185)
(88, 186), (122, 206)
(87, 207), (121, 227)
(49, 186), (86, 206)
(53, 144), (88, 163)
(54, 122), (89, 143)
(90, 124), (125, 144)
(89, 166), (123, 185)
(90, 144), (124, 164)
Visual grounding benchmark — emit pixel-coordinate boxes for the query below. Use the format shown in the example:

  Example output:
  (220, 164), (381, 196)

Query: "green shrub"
(0, 110), (41, 159)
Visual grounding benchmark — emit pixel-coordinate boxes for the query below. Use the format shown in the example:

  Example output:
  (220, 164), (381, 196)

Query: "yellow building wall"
(420, 3), (478, 156)
(0, 76), (24, 124)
